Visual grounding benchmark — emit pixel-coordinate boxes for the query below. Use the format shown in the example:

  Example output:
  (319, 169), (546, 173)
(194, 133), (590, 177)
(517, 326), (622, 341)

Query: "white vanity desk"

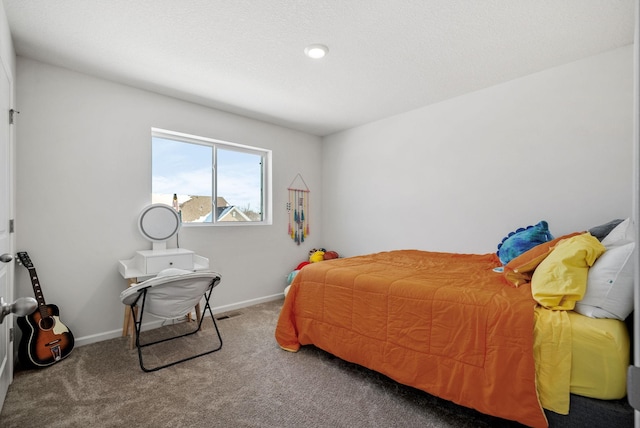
(118, 204), (209, 348)
(118, 248), (209, 280)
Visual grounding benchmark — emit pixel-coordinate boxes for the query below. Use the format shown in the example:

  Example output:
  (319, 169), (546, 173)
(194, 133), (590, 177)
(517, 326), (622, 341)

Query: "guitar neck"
(26, 267), (46, 305)
(17, 252), (48, 315)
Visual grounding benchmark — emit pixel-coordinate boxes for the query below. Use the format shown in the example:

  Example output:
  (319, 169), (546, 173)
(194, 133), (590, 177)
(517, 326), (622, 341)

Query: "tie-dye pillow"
(497, 221), (554, 265)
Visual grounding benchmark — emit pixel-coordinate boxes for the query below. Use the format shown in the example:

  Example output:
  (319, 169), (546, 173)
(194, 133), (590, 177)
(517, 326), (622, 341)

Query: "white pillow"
(601, 217), (633, 246)
(575, 240), (635, 320)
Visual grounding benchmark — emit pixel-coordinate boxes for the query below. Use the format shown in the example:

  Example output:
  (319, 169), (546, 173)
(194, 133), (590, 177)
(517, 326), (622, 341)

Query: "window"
(151, 128), (271, 225)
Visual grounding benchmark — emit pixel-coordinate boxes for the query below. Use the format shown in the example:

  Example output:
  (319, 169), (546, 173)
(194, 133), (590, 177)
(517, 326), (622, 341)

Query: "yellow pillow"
(503, 232), (582, 287)
(531, 233), (605, 310)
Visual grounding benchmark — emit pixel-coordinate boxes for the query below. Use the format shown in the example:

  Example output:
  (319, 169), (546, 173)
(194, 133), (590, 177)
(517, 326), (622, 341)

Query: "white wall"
(0, 5), (14, 83)
(322, 46), (634, 257)
(12, 44), (634, 347)
(15, 58), (322, 345)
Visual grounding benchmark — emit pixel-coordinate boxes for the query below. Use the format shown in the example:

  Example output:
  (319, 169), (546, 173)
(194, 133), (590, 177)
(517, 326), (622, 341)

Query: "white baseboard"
(213, 293), (283, 315)
(73, 292), (285, 348)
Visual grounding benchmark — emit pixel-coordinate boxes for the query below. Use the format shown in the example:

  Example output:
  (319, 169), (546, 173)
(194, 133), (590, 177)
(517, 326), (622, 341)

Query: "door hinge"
(9, 109), (19, 125)
(9, 219), (14, 234)
(9, 327), (14, 342)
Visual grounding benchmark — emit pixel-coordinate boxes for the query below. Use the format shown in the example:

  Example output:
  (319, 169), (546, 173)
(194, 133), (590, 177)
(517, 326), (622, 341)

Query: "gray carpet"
(0, 299), (523, 428)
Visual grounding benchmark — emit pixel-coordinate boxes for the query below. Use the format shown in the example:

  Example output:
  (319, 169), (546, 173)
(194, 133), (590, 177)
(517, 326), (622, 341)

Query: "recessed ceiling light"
(304, 44), (328, 59)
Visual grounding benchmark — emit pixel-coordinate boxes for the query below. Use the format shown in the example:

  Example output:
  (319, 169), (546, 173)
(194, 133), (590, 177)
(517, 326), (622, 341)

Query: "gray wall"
(323, 46), (633, 257)
(11, 45), (635, 349)
(15, 57), (323, 345)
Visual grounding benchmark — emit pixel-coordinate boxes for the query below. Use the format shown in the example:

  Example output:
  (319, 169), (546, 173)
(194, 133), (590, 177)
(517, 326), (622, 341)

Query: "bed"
(275, 220), (635, 427)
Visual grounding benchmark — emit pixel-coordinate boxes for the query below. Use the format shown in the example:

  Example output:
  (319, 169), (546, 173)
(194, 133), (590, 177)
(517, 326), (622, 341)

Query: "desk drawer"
(145, 253), (193, 274)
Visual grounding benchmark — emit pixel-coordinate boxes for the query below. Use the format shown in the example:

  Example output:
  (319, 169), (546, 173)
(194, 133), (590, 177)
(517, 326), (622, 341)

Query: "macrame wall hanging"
(287, 173), (310, 245)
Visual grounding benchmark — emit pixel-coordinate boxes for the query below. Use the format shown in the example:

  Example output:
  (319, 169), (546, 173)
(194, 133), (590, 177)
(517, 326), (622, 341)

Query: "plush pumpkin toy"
(323, 250), (339, 260)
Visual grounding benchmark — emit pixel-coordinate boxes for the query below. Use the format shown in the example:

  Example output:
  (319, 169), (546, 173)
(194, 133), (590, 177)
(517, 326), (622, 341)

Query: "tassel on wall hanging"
(288, 173), (310, 245)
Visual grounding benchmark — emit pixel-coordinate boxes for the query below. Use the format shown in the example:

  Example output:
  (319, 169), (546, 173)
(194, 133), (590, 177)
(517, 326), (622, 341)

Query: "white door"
(0, 62), (13, 411)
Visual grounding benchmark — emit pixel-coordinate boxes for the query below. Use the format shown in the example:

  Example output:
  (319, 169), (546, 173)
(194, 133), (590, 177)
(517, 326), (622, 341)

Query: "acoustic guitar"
(16, 251), (74, 368)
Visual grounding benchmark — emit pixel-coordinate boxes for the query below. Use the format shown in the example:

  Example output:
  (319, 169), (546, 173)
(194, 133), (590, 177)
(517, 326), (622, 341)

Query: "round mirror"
(138, 204), (181, 242)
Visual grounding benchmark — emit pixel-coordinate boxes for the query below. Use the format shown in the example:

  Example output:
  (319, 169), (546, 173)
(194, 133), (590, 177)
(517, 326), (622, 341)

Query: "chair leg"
(129, 306), (138, 350)
(185, 303), (201, 323)
(132, 287), (222, 372)
(122, 306), (131, 336)
(123, 277), (137, 340)
(195, 303), (201, 324)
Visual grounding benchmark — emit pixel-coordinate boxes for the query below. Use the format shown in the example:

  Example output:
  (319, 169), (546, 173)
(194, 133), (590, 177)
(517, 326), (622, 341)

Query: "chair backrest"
(120, 271), (221, 319)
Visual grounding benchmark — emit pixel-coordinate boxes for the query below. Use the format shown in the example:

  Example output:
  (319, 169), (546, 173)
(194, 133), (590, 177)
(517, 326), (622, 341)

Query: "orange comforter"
(276, 250), (547, 427)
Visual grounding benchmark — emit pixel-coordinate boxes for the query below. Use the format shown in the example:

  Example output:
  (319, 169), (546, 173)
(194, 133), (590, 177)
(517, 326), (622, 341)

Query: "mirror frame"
(138, 204), (181, 243)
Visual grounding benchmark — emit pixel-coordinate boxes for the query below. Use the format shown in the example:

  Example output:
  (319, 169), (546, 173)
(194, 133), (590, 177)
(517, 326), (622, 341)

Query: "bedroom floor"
(2, 299), (531, 427)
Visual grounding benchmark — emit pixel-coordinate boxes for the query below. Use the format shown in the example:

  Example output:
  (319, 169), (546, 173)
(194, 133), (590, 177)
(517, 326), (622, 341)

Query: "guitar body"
(17, 304), (74, 368)
(15, 251), (74, 368)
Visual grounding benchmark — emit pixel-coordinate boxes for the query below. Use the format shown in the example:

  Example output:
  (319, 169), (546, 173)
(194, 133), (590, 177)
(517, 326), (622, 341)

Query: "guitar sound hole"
(39, 316), (55, 331)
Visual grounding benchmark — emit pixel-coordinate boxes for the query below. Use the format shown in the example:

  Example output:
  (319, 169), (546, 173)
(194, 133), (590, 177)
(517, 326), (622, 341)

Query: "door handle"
(0, 253), (12, 263)
(0, 296), (37, 324)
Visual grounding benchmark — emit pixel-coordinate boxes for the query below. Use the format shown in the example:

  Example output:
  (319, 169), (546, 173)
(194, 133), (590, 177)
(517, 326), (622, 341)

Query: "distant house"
(213, 205), (252, 222)
(178, 195), (254, 222)
(150, 194), (259, 222)
(178, 196), (217, 222)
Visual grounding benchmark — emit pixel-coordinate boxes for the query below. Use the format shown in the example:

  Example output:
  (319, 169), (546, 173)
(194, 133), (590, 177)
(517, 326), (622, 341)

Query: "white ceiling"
(2, 0), (635, 136)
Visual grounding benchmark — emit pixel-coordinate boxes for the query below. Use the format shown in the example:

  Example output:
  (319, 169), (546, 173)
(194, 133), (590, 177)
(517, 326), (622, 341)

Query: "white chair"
(120, 269), (222, 372)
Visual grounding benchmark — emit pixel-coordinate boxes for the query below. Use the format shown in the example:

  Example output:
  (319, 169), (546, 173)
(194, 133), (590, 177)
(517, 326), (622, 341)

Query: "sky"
(152, 137), (262, 213)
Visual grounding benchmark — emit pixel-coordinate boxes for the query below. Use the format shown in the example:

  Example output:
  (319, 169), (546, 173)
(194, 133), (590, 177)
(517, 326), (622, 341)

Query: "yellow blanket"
(532, 233), (608, 414)
(534, 308), (572, 414)
(534, 308), (630, 415)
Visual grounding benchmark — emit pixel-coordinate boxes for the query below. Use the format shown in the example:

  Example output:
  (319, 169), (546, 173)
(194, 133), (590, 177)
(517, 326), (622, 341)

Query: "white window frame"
(152, 127), (272, 226)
